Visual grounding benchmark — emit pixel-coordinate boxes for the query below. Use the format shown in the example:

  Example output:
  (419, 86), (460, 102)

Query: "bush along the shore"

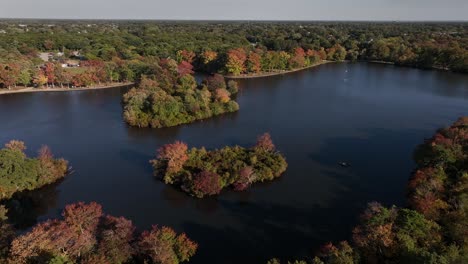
(268, 117), (468, 264)
(0, 140), (68, 200)
(151, 133), (288, 198)
(2, 202), (197, 264)
(122, 58), (239, 128)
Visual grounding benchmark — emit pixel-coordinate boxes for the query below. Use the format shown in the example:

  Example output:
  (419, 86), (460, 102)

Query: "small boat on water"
(338, 161), (351, 167)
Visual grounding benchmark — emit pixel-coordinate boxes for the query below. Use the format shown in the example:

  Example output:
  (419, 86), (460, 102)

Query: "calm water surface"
(1, 62), (467, 263)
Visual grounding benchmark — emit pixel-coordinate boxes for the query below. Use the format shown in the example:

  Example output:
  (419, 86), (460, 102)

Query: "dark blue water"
(1, 62), (467, 263)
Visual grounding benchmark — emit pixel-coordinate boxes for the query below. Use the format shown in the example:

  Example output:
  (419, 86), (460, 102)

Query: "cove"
(0, 62), (467, 263)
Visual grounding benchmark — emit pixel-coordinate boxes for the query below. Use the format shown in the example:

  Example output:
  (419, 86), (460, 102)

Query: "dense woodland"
(151, 133), (288, 197)
(269, 117), (468, 264)
(0, 140), (68, 200)
(0, 21), (466, 90)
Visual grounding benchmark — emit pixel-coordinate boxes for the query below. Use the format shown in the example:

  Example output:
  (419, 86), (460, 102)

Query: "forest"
(0, 21), (466, 90)
(269, 117), (468, 264)
(151, 133), (288, 197)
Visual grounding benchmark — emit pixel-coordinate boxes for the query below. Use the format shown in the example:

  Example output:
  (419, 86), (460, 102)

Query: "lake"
(1, 62), (467, 263)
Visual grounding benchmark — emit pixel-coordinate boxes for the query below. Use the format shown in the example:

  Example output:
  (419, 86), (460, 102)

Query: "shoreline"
(0, 82), (134, 95)
(224, 61), (332, 79)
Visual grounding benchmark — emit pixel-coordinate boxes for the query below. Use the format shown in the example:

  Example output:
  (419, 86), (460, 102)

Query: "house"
(65, 60), (80, 67)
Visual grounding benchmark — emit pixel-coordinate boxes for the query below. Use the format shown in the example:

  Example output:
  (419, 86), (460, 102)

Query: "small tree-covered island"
(0, 140), (68, 200)
(123, 58), (239, 128)
(151, 133), (288, 197)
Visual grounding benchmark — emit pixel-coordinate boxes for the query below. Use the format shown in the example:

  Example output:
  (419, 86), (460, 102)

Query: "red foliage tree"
(63, 202), (103, 234)
(192, 171), (222, 197)
(38, 145), (53, 161)
(44, 62), (56, 87)
(156, 141), (189, 174)
(97, 215), (135, 263)
(214, 88), (231, 103)
(247, 52), (262, 73)
(255, 133), (276, 152)
(204, 74), (226, 91)
(233, 166), (254, 191)
(177, 61), (194, 76)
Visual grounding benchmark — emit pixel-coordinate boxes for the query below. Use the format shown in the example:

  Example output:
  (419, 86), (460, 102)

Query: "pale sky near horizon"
(1, 0), (467, 21)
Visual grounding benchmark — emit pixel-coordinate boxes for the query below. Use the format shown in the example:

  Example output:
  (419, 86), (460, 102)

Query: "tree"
(247, 51), (262, 73)
(255, 133), (276, 152)
(201, 50), (218, 64)
(288, 47), (306, 69)
(226, 48), (247, 75)
(154, 141), (189, 175)
(204, 74), (226, 91)
(44, 62), (56, 87)
(5, 140), (26, 153)
(177, 61), (194, 76)
(97, 216), (135, 263)
(138, 226), (197, 264)
(191, 171), (222, 197)
(18, 68), (32, 87)
(33, 70), (48, 88)
(176, 50), (196, 64)
(214, 88), (231, 103)
(0, 64), (20, 89)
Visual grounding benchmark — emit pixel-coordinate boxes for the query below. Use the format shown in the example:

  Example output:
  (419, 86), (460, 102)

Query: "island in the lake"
(122, 60), (239, 128)
(0, 140), (68, 200)
(151, 133), (288, 198)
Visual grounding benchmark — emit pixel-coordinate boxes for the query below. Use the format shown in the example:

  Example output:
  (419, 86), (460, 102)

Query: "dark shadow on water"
(3, 181), (62, 230)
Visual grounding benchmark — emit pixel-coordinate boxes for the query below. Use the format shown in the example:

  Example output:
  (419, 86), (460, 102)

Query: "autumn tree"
(255, 133), (276, 152)
(191, 170), (223, 197)
(247, 51), (262, 73)
(176, 50), (196, 64)
(33, 70), (48, 88)
(5, 140), (26, 153)
(44, 62), (56, 87)
(177, 61), (194, 76)
(201, 50), (218, 65)
(226, 48), (247, 75)
(152, 141), (189, 176)
(204, 74), (226, 91)
(138, 225), (198, 264)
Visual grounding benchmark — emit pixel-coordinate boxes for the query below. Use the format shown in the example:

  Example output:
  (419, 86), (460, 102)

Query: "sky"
(1, 0), (467, 21)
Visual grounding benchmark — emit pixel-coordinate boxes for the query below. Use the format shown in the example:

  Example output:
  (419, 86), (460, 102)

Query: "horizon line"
(0, 17), (467, 23)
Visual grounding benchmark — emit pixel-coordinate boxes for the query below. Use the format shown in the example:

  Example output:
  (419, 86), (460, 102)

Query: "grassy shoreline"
(0, 82), (134, 95)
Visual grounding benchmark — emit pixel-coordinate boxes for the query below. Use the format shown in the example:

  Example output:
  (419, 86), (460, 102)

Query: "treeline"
(151, 133), (288, 198)
(0, 202), (197, 264)
(0, 140), (68, 200)
(122, 57), (239, 128)
(269, 117), (468, 264)
(0, 21), (466, 89)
